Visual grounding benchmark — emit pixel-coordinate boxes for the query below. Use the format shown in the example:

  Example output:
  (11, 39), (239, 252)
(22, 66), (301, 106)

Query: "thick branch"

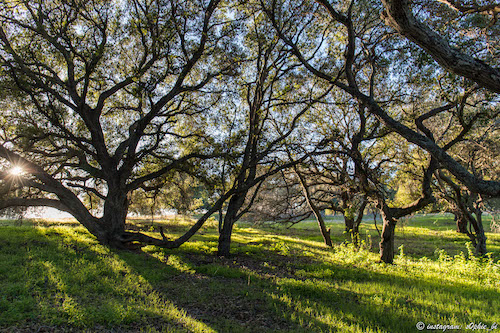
(0, 198), (71, 213)
(119, 188), (232, 248)
(390, 157), (437, 218)
(380, 0), (500, 93)
(435, 0), (500, 15)
(268, 4), (500, 196)
(126, 152), (224, 191)
(0, 145), (100, 232)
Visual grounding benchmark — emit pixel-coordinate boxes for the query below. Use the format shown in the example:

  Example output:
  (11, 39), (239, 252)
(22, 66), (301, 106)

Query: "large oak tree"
(0, 0), (235, 248)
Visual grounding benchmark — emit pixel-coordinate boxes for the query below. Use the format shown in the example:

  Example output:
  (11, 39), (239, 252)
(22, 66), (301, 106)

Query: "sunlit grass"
(0, 226), (215, 332)
(1, 215), (499, 332)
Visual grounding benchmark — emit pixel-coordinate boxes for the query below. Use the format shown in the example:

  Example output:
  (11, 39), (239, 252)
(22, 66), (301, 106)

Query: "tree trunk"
(472, 210), (487, 255)
(379, 212), (397, 264)
(352, 223), (360, 247)
(458, 215), (477, 248)
(295, 168), (332, 247)
(217, 193), (246, 257)
(101, 212), (127, 246)
(353, 201), (367, 247)
(344, 214), (359, 246)
(99, 186), (129, 248)
(459, 201), (488, 256)
(344, 215), (354, 232)
(454, 212), (468, 233)
(475, 225), (487, 255)
(218, 207), (224, 234)
(217, 215), (235, 257)
(315, 209), (332, 247)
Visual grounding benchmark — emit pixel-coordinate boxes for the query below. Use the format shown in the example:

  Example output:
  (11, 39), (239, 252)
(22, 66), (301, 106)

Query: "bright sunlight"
(9, 166), (24, 177)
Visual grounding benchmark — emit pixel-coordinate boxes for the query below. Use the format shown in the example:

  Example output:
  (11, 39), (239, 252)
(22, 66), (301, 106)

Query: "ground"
(0, 214), (499, 332)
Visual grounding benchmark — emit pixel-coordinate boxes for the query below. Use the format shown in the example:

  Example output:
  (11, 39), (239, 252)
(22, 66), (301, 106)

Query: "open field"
(1, 215), (499, 332)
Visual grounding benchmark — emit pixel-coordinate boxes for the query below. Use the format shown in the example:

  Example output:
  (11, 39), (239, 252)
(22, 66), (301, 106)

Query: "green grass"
(0, 215), (499, 332)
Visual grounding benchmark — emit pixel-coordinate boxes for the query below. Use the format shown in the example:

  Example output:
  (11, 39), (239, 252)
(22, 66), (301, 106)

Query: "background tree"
(263, 0), (500, 197)
(214, 4), (331, 256)
(128, 171), (207, 217)
(262, 0), (499, 262)
(432, 112), (499, 253)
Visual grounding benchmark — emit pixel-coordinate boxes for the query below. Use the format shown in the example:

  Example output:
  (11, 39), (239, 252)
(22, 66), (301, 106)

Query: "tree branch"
(380, 0), (500, 93)
(0, 198), (71, 213)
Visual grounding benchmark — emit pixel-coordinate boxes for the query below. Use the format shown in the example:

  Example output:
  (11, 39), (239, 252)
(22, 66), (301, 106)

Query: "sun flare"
(9, 166), (24, 176)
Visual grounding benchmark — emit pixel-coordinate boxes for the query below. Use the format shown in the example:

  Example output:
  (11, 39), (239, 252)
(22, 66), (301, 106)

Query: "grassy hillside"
(0, 215), (499, 332)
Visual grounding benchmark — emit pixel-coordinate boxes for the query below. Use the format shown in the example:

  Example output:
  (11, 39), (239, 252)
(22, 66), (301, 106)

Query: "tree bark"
(437, 171), (488, 255)
(344, 214), (360, 246)
(294, 168), (333, 247)
(352, 224), (361, 248)
(454, 211), (468, 233)
(352, 199), (367, 247)
(380, 0), (500, 93)
(344, 215), (355, 233)
(472, 209), (487, 255)
(311, 206), (333, 247)
(217, 218), (234, 257)
(379, 211), (397, 263)
(217, 193), (246, 257)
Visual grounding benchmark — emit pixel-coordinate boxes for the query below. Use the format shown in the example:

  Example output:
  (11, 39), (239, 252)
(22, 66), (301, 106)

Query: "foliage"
(128, 172), (207, 216)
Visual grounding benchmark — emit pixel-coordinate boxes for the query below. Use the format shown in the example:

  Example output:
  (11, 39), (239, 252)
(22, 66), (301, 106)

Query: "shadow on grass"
(169, 227), (500, 331)
(2, 225), (499, 332)
(120, 244), (499, 333)
(0, 226), (215, 332)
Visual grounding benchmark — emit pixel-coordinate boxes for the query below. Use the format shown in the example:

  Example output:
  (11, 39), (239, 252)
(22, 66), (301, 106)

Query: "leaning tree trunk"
(313, 207), (332, 247)
(458, 200), (488, 256)
(379, 212), (397, 264)
(472, 210), (487, 256)
(294, 169), (332, 247)
(217, 193), (246, 257)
